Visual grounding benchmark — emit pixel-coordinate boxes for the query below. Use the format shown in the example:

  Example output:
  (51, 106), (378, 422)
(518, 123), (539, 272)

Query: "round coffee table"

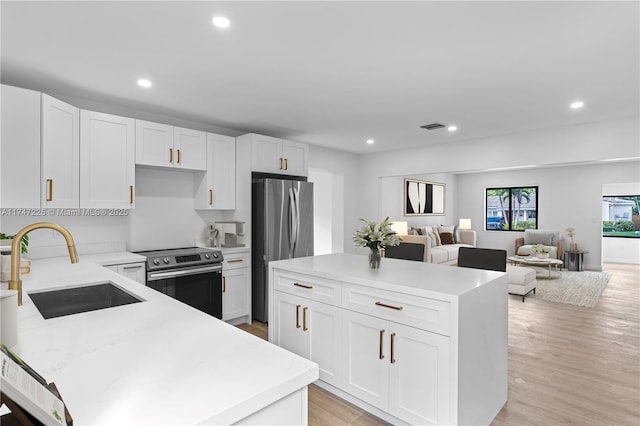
(507, 255), (563, 279)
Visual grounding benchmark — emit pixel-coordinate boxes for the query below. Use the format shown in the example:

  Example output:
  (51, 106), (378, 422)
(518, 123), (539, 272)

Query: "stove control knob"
(163, 257), (170, 264)
(213, 252), (219, 258)
(152, 258), (160, 265)
(204, 253), (211, 259)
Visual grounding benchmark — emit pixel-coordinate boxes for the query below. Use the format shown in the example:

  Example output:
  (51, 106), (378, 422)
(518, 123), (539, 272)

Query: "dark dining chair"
(457, 247), (507, 272)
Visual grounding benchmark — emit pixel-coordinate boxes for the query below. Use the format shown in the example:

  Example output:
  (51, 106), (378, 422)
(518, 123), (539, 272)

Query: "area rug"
(530, 270), (612, 308)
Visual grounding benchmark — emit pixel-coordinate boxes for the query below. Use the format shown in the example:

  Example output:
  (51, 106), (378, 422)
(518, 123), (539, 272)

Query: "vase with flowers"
(531, 244), (550, 258)
(353, 217), (400, 269)
(566, 227), (577, 251)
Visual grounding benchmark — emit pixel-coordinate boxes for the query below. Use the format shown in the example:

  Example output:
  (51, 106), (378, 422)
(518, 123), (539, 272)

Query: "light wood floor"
(237, 262), (640, 426)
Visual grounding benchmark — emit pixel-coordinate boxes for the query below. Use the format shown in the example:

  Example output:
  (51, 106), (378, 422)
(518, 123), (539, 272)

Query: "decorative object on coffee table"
(353, 216), (400, 269)
(531, 244), (550, 258)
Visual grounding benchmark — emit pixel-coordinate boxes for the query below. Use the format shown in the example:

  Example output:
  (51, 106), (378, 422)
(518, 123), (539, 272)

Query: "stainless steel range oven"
(135, 247), (224, 319)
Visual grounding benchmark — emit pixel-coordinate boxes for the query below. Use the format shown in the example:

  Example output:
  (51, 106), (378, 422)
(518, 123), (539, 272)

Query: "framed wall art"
(404, 179), (445, 216)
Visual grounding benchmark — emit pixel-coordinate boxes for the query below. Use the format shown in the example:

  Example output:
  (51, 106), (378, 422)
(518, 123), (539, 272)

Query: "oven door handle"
(148, 265), (222, 280)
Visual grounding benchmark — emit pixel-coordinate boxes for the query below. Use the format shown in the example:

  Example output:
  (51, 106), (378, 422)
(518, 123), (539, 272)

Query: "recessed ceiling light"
(137, 79), (152, 88)
(212, 16), (230, 28)
(447, 125), (457, 132)
(366, 139), (375, 145)
(570, 101), (584, 109)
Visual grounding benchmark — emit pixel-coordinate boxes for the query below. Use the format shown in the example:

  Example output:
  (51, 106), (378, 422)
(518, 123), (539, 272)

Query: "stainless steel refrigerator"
(252, 178), (314, 322)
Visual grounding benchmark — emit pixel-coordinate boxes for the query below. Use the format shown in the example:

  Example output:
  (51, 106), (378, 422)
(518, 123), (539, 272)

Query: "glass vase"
(368, 248), (382, 269)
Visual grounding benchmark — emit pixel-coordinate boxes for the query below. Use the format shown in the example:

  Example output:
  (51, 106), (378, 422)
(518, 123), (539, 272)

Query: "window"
(485, 187), (538, 231)
(602, 195), (640, 238)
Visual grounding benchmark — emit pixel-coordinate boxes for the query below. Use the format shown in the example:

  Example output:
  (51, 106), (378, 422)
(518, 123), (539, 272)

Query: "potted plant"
(531, 243), (550, 258)
(0, 233), (29, 254)
(353, 216), (400, 269)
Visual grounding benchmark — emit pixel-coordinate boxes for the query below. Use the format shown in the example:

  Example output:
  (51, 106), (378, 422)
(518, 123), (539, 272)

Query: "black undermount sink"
(29, 281), (144, 319)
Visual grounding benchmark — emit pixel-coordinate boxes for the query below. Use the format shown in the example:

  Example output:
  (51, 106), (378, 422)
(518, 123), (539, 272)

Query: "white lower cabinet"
(221, 250), (251, 323)
(273, 291), (343, 387)
(222, 268), (249, 320)
(105, 262), (145, 285)
(343, 310), (450, 425)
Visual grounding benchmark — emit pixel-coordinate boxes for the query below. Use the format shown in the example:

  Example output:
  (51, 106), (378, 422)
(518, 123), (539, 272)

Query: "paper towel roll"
(1, 289), (18, 347)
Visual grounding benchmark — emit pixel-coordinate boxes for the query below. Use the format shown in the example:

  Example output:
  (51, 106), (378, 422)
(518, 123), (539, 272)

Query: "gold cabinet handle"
(169, 148), (173, 163)
(379, 329), (385, 360)
(375, 301), (403, 311)
(279, 157), (283, 170)
(228, 259), (243, 263)
(390, 332), (396, 364)
(130, 185), (134, 204)
(46, 179), (53, 201)
(295, 304), (301, 328)
(303, 306), (308, 331)
(209, 189), (213, 205)
(284, 158), (288, 170)
(222, 276), (226, 292)
(293, 282), (313, 289)
(177, 149), (181, 164)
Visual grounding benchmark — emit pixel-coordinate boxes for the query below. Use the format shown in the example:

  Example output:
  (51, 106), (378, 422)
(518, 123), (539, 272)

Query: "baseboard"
(603, 257), (640, 265)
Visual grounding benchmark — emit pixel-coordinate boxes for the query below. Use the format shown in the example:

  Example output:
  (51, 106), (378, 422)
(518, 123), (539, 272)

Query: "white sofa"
(398, 228), (477, 265)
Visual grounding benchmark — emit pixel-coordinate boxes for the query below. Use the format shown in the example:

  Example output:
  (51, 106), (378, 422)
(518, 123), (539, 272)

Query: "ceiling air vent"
(420, 123), (446, 131)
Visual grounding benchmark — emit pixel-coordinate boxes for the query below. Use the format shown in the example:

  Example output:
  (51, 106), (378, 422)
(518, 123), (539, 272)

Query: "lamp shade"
(390, 221), (408, 235)
(459, 218), (472, 230)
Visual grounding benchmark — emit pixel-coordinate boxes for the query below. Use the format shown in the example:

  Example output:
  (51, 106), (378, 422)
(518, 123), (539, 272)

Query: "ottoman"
(506, 265), (537, 302)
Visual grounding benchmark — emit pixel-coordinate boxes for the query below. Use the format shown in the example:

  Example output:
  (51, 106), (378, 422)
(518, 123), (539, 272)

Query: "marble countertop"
(270, 253), (506, 301)
(6, 254), (317, 424)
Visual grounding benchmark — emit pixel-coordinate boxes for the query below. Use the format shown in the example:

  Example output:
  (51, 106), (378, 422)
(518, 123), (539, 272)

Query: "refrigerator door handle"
(294, 187), (301, 252)
(289, 187), (297, 258)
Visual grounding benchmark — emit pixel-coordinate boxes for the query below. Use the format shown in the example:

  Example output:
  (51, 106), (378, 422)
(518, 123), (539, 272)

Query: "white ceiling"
(1, 1), (638, 154)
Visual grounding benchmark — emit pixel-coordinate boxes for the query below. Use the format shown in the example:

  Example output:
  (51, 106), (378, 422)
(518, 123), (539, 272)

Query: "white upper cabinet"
(195, 133), (236, 210)
(173, 127), (207, 171)
(135, 120), (206, 171)
(135, 120), (174, 167)
(80, 110), (135, 208)
(1, 85), (41, 208)
(248, 133), (308, 176)
(41, 94), (80, 208)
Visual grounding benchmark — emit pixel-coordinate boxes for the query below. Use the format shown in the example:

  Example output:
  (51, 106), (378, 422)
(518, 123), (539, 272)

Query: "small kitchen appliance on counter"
(209, 222), (245, 248)
(134, 247), (224, 319)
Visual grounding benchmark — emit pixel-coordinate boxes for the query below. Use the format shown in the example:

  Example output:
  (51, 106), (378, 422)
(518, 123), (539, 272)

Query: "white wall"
(307, 145), (359, 254)
(380, 173), (459, 228)
(456, 162), (640, 271)
(358, 117), (639, 269)
(602, 182), (640, 264)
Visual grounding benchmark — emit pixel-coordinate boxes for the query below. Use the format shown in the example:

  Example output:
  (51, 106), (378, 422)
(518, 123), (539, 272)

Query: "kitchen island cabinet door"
(173, 126), (207, 171)
(1, 85), (41, 208)
(80, 110), (135, 208)
(135, 120), (174, 167)
(41, 94), (80, 208)
(272, 292), (343, 387)
(342, 310), (390, 410)
(388, 322), (451, 426)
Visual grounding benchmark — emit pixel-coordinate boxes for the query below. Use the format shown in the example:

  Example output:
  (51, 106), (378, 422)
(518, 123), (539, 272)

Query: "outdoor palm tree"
(511, 188), (533, 228)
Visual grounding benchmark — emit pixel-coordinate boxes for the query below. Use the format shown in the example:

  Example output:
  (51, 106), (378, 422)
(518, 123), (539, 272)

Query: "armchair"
(515, 229), (564, 260)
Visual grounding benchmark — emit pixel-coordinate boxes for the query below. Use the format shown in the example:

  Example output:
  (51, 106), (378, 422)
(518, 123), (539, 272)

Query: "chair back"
(458, 247), (507, 272)
(385, 242), (425, 262)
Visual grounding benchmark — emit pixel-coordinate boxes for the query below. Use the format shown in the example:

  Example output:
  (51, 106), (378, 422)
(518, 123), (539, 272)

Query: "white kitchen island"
(268, 253), (508, 426)
(3, 255), (318, 425)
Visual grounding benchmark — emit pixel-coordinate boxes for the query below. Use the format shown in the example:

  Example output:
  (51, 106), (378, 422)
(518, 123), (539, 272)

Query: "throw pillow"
(429, 231), (442, 246)
(408, 228), (418, 235)
(440, 232), (455, 245)
(438, 225), (456, 244)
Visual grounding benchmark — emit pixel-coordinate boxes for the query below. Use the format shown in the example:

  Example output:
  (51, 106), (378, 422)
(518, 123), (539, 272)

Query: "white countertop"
(7, 254), (318, 424)
(270, 253), (506, 301)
